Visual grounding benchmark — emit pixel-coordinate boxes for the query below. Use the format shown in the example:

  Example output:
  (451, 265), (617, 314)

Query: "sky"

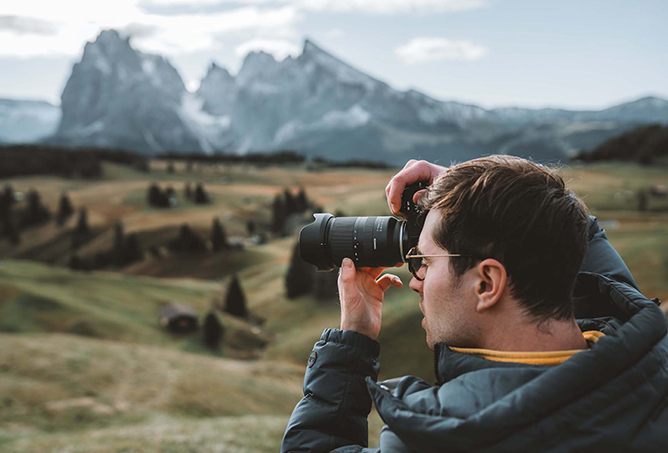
(0, 0), (666, 109)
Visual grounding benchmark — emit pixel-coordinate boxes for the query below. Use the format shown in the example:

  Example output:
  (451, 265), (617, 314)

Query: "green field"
(0, 159), (666, 452)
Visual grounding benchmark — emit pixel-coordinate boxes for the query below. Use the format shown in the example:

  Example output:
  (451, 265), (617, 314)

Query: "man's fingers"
(338, 258), (356, 290)
(413, 189), (427, 204)
(385, 160), (418, 197)
(386, 160), (438, 216)
(377, 274), (403, 292)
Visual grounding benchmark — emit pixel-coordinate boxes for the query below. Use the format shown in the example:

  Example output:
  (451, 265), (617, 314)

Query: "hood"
(367, 272), (668, 452)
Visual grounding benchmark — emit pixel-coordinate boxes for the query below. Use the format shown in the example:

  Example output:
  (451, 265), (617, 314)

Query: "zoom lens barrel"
(299, 214), (407, 271)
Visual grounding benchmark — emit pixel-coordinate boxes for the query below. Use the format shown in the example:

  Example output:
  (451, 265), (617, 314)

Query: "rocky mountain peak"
(297, 38), (379, 90)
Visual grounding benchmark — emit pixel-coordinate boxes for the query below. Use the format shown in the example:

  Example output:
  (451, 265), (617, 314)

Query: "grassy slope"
(0, 260), (273, 359)
(0, 333), (303, 452)
(0, 161), (666, 452)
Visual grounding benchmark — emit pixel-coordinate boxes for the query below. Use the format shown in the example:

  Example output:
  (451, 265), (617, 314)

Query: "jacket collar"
(433, 272), (663, 384)
(368, 273), (667, 451)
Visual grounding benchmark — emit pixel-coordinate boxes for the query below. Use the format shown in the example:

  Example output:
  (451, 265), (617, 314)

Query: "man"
(281, 156), (668, 452)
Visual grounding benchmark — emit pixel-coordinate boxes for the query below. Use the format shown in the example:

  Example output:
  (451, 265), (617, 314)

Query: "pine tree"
(211, 217), (228, 252)
(124, 234), (143, 264)
(285, 241), (315, 299)
(112, 221), (125, 265)
(284, 189), (297, 216)
(56, 192), (75, 226)
(271, 194), (286, 236)
(2, 216), (20, 245)
(296, 188), (308, 213)
(71, 208), (90, 249)
(224, 274), (248, 318)
(75, 207), (89, 235)
(0, 184), (14, 222)
(203, 311), (224, 350)
(165, 186), (177, 207)
(3, 184), (13, 206)
(246, 220), (256, 236)
(638, 189), (649, 212)
(21, 189), (50, 227)
(169, 223), (206, 252)
(147, 183), (164, 207)
(194, 183), (209, 204)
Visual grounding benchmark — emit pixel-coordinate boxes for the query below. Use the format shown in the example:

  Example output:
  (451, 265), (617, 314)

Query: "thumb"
(339, 257), (356, 285)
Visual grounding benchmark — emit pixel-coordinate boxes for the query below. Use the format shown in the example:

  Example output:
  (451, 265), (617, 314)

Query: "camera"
(299, 181), (428, 271)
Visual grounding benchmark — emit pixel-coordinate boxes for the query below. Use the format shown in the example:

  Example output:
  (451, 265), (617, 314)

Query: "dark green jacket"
(281, 217), (668, 452)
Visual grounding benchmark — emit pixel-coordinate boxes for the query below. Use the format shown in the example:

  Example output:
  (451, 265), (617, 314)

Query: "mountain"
(0, 98), (60, 144)
(18, 30), (668, 162)
(50, 30), (226, 153)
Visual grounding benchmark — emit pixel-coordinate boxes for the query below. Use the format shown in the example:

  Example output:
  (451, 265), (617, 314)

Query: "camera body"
(299, 181), (428, 271)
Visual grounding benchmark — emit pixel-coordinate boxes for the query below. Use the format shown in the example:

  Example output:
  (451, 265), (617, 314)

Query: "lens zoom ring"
(329, 218), (357, 253)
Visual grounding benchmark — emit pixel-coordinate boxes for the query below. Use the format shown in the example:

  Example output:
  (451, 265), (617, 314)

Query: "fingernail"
(343, 258), (353, 268)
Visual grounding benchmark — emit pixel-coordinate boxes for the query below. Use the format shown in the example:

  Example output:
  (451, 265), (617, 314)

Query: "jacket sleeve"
(280, 328), (381, 453)
(580, 215), (638, 290)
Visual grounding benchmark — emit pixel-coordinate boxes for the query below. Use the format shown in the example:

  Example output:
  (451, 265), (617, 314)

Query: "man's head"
(409, 155), (589, 349)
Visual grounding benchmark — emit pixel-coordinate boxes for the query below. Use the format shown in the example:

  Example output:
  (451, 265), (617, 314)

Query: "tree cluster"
(309, 156), (392, 169)
(0, 145), (149, 179)
(159, 150), (305, 166)
(177, 182), (210, 205)
(285, 241), (339, 301)
(574, 124), (668, 165)
(20, 189), (51, 229)
(271, 187), (312, 236)
(69, 220), (143, 271)
(169, 224), (207, 253)
(0, 185), (19, 245)
(202, 274), (252, 350)
(1, 187), (81, 246)
(147, 183), (177, 208)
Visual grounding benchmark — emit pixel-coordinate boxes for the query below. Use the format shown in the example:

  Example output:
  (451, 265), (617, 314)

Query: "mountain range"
(4, 29), (668, 164)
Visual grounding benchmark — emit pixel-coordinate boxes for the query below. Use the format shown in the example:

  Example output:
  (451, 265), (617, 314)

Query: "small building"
(159, 303), (199, 333)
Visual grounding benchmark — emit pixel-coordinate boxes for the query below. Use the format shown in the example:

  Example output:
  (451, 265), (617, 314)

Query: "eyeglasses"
(404, 246), (470, 281)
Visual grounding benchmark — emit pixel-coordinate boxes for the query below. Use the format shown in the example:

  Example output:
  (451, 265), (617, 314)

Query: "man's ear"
(474, 259), (507, 313)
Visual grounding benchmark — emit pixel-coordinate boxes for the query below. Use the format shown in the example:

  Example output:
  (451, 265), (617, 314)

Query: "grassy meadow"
(0, 158), (667, 452)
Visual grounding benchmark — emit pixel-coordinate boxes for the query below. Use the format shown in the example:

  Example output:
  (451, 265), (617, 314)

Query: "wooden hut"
(159, 303), (199, 333)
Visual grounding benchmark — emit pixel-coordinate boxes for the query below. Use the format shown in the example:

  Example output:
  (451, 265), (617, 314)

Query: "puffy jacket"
(281, 217), (668, 452)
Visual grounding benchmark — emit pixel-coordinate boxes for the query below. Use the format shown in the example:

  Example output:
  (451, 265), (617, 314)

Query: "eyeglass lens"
(407, 248), (423, 280)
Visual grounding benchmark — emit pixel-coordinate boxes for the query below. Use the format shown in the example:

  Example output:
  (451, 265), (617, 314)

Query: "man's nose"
(409, 276), (423, 294)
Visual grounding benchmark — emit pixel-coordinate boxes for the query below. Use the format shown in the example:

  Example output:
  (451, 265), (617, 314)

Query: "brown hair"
(419, 155), (589, 323)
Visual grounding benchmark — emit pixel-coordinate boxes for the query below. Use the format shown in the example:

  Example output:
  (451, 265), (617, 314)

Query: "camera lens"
(299, 214), (407, 271)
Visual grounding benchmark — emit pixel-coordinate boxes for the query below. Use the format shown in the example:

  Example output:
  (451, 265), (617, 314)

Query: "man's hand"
(338, 258), (402, 340)
(385, 159), (447, 217)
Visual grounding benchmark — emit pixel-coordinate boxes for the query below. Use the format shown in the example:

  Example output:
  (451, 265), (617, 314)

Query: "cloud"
(234, 38), (301, 60)
(0, 2), (301, 58)
(138, 0), (272, 16)
(139, 0), (487, 16)
(326, 28), (343, 38)
(0, 15), (59, 36)
(118, 22), (160, 39)
(395, 37), (486, 64)
(297, 0), (487, 14)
